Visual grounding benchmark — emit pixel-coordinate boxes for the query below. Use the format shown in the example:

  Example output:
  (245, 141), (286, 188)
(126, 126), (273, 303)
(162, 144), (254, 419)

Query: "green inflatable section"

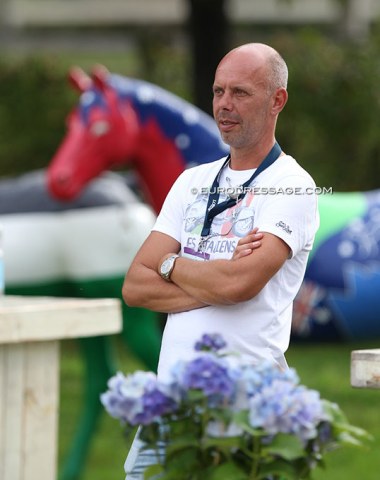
(309, 192), (366, 262)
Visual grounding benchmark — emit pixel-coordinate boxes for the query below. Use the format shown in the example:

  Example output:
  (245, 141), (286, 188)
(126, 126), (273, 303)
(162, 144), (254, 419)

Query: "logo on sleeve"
(276, 220), (292, 235)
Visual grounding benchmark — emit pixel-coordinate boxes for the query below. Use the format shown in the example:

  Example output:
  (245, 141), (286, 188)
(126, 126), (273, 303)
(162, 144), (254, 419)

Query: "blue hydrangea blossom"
(100, 371), (178, 425)
(248, 379), (325, 442)
(100, 334), (370, 479)
(194, 333), (227, 353)
(170, 353), (238, 406)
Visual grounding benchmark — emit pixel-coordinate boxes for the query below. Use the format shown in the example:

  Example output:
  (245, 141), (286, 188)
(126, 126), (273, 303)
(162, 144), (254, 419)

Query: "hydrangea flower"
(194, 333), (227, 353)
(248, 379), (324, 442)
(240, 360), (299, 397)
(100, 371), (178, 426)
(101, 333), (370, 479)
(171, 353), (237, 406)
(229, 359), (299, 413)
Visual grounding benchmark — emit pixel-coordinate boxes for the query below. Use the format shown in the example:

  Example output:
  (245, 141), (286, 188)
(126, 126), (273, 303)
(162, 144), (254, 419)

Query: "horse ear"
(68, 66), (92, 92)
(92, 64), (110, 92)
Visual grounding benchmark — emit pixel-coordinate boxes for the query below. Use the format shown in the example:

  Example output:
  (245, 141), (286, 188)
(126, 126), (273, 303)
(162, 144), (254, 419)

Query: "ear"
(272, 88), (288, 115)
(68, 66), (92, 92)
(91, 64), (110, 92)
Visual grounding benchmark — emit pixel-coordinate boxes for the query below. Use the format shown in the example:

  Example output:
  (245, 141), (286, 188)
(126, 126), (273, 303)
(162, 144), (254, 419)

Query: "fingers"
(237, 228), (263, 247)
(232, 228), (263, 260)
(234, 245), (260, 259)
(233, 241), (262, 260)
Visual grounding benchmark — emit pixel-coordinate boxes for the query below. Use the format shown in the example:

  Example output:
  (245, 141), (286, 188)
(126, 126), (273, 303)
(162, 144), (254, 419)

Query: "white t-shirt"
(153, 154), (319, 380)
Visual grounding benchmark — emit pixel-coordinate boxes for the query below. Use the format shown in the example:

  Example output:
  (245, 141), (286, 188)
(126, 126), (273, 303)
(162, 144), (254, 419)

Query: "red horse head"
(47, 66), (141, 201)
(47, 65), (188, 212)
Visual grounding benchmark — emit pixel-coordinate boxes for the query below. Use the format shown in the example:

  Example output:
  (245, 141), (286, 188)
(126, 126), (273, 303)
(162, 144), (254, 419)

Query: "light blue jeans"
(124, 427), (165, 480)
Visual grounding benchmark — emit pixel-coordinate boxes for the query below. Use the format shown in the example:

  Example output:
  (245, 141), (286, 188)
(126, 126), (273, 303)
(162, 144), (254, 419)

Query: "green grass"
(59, 338), (380, 480)
(59, 337), (142, 480)
(286, 341), (380, 480)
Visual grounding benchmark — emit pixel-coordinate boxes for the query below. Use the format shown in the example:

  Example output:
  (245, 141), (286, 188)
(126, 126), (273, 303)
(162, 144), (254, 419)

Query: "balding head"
(212, 43), (288, 163)
(217, 43), (288, 94)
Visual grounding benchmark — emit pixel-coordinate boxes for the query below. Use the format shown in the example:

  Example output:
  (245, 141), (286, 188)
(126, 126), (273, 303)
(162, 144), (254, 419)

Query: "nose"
(214, 91), (233, 111)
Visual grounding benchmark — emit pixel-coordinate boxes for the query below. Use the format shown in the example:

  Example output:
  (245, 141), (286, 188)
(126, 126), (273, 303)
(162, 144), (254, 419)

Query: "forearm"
(170, 257), (245, 305)
(168, 232), (289, 305)
(122, 262), (207, 313)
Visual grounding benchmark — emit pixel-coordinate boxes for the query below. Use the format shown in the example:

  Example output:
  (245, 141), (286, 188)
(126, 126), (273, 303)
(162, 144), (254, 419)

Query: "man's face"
(212, 51), (272, 151)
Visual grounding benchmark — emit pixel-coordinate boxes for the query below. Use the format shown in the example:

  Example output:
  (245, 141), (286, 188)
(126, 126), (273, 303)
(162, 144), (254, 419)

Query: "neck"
(134, 119), (185, 213)
(229, 138), (279, 170)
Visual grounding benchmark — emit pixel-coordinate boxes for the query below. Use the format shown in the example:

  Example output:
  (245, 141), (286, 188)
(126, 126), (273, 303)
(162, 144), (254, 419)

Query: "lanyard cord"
(200, 142), (282, 238)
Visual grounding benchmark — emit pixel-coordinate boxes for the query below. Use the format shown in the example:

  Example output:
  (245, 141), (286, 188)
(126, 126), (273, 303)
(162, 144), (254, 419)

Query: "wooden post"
(351, 349), (380, 389)
(0, 295), (122, 480)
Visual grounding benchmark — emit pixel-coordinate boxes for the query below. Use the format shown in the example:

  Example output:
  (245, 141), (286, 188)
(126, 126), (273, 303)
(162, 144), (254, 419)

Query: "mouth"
(218, 119), (238, 132)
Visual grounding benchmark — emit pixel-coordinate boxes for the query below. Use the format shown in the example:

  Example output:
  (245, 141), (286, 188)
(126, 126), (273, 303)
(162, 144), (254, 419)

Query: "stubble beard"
(220, 125), (252, 150)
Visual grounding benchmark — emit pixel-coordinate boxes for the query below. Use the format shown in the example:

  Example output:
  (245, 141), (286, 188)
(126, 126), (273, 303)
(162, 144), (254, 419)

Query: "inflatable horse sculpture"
(48, 64), (229, 213)
(40, 65), (380, 478)
(48, 65), (380, 344)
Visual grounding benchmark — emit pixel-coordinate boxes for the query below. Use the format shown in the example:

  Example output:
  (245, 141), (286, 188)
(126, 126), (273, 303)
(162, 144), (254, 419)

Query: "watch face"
(161, 259), (172, 275)
(160, 255), (178, 280)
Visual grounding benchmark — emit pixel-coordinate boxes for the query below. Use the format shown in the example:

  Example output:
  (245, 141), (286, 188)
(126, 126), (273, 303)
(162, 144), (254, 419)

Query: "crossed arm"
(122, 227), (290, 313)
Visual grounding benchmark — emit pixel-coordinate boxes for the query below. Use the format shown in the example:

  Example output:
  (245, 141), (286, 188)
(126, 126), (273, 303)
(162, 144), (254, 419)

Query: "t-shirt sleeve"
(255, 175), (320, 258)
(151, 170), (189, 242)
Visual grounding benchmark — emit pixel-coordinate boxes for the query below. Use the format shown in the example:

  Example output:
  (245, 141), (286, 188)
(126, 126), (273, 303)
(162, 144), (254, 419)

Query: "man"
(123, 42), (319, 477)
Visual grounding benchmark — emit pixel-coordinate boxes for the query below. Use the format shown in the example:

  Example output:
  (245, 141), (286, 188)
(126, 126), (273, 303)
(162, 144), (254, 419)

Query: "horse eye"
(90, 120), (110, 136)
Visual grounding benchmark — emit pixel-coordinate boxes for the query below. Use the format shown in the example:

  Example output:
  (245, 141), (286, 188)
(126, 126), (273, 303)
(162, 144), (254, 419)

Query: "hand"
(232, 227), (263, 261)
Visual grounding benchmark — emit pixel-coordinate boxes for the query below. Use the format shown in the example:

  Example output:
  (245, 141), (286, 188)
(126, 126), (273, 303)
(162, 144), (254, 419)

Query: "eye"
(234, 88), (248, 97)
(90, 120), (110, 137)
(212, 87), (223, 97)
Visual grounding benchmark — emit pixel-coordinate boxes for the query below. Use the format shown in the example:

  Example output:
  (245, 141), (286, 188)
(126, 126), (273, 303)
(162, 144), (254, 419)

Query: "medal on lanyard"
(198, 142), (282, 253)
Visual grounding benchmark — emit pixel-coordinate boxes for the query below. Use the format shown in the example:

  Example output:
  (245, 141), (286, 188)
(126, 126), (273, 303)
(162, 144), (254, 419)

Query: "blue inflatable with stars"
(292, 190), (380, 340)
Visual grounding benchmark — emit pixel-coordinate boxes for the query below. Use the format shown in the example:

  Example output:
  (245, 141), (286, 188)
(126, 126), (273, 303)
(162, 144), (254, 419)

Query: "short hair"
(267, 50), (288, 92)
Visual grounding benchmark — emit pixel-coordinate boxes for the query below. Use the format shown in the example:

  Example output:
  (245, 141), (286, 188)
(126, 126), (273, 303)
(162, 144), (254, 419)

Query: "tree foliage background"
(272, 29), (380, 191)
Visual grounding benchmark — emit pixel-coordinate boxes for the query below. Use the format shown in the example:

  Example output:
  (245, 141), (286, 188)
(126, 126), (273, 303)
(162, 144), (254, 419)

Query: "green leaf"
(257, 458), (300, 480)
(169, 418), (201, 437)
(203, 461), (248, 480)
(337, 430), (373, 448)
(159, 470), (188, 480)
(233, 411), (266, 437)
(338, 423), (373, 440)
(165, 446), (200, 475)
(322, 399), (348, 423)
(139, 423), (162, 445)
(187, 389), (206, 402)
(144, 463), (164, 480)
(202, 435), (241, 450)
(165, 432), (200, 455)
(262, 434), (306, 460)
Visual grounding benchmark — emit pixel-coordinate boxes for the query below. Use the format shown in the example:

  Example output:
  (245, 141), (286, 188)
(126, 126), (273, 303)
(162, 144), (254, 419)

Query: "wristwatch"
(160, 254), (179, 281)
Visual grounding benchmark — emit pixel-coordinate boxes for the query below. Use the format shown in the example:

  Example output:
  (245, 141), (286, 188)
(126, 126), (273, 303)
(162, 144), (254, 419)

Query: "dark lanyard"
(200, 142), (282, 238)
